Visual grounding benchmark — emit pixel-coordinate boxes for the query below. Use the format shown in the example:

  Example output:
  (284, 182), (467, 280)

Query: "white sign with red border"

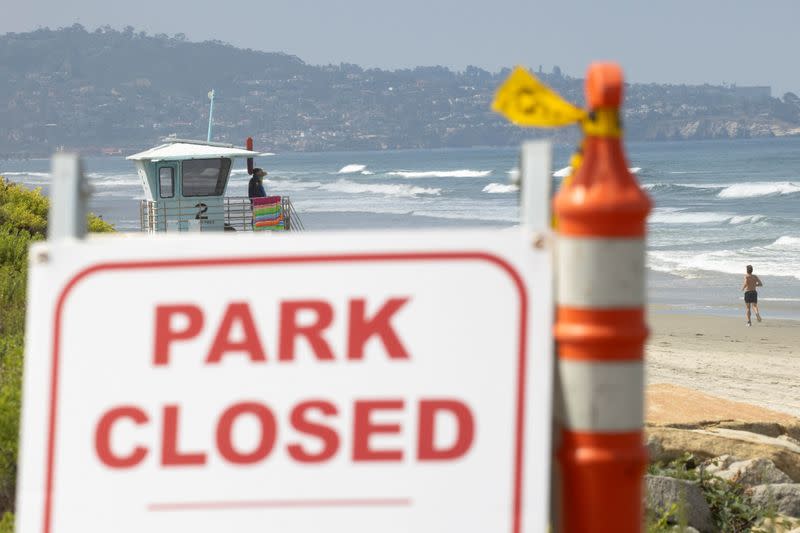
(18, 229), (552, 533)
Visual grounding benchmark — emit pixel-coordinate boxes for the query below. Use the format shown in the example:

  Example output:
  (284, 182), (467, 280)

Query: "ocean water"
(3, 137), (800, 318)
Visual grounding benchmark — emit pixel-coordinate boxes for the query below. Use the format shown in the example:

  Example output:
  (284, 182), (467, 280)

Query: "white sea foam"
(266, 179), (322, 191)
(88, 174), (141, 187)
(259, 152), (276, 157)
(717, 182), (800, 199)
(729, 215), (766, 225)
(766, 235), (800, 249)
(412, 209), (518, 223)
(482, 183), (519, 194)
(648, 235), (800, 280)
(361, 170), (374, 175)
(650, 211), (730, 224)
(642, 182), (729, 192)
(650, 208), (766, 225)
(387, 169), (491, 179)
(678, 183), (728, 189)
(337, 164), (367, 174)
(553, 166), (572, 178)
(0, 171), (50, 178)
(553, 166), (640, 178)
(296, 204), (412, 216)
(669, 170), (714, 175)
(320, 179), (440, 197)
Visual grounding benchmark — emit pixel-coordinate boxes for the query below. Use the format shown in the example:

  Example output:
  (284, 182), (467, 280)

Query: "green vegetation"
(0, 512), (13, 533)
(0, 177), (113, 524)
(647, 453), (774, 532)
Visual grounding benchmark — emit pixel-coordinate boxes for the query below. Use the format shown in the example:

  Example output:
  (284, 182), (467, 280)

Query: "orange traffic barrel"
(553, 63), (652, 532)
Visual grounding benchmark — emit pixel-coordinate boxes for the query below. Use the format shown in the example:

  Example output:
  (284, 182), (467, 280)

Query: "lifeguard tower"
(128, 138), (303, 232)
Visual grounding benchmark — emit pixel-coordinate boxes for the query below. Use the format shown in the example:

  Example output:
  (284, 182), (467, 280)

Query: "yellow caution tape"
(552, 143), (585, 229)
(564, 148), (584, 187)
(582, 108), (622, 138)
(492, 66), (587, 128)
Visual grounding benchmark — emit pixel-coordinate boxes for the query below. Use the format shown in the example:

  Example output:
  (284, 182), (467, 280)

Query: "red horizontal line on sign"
(148, 498), (413, 512)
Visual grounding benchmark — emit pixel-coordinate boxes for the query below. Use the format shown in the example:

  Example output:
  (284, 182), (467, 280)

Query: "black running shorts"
(744, 290), (758, 304)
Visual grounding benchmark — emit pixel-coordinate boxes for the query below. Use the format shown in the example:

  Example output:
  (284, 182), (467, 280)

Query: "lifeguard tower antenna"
(207, 89), (215, 142)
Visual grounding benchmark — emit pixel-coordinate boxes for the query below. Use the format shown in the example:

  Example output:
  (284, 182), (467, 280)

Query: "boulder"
(646, 475), (714, 533)
(751, 513), (800, 533)
(648, 427), (800, 482)
(713, 458), (793, 486)
(702, 455), (738, 477)
(669, 527), (700, 533)
(647, 432), (665, 459)
(748, 484), (800, 518)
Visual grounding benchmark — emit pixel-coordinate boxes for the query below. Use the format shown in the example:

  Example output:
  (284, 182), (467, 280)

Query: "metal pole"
(48, 153), (89, 241)
(207, 89), (215, 142)
(518, 141), (556, 531)
(519, 141), (552, 233)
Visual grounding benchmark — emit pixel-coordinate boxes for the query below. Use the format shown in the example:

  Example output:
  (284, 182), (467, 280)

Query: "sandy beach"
(646, 308), (800, 418)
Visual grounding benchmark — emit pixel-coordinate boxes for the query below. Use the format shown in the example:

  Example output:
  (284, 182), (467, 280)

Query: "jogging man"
(741, 264), (763, 326)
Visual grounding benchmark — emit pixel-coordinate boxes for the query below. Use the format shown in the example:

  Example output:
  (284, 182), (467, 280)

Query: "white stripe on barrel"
(557, 236), (645, 308)
(557, 359), (644, 432)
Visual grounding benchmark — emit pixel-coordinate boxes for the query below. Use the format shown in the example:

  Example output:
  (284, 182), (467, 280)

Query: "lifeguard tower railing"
(139, 196), (305, 232)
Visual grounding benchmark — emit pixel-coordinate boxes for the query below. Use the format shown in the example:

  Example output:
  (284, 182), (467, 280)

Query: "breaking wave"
(483, 183), (519, 194)
(337, 164), (367, 174)
(387, 169), (491, 179)
(1, 171), (49, 177)
(717, 182), (800, 199)
(650, 208), (767, 225)
(320, 179), (440, 197)
(553, 166), (640, 178)
(412, 209), (518, 223)
(729, 215), (767, 224)
(648, 235), (800, 280)
(766, 235), (800, 250)
(641, 182), (728, 193)
(553, 166), (572, 178)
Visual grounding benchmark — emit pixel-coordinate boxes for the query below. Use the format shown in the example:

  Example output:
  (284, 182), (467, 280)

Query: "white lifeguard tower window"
(182, 158), (231, 197)
(159, 167), (174, 198)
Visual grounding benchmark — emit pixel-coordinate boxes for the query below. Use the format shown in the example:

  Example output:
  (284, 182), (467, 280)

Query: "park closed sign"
(17, 229), (553, 533)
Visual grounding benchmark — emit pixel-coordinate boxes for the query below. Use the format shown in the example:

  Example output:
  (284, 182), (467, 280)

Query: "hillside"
(1, 25), (799, 156)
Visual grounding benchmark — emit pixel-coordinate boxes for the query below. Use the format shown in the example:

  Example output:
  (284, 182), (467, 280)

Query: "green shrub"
(88, 213), (115, 233)
(647, 453), (770, 532)
(0, 511), (13, 533)
(0, 176), (115, 514)
(0, 181), (48, 234)
(0, 336), (21, 512)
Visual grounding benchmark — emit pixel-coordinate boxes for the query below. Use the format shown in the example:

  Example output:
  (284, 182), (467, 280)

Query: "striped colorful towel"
(252, 196), (285, 231)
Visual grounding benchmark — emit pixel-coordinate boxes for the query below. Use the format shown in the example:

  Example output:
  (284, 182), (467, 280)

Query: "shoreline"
(646, 307), (800, 418)
(4, 136), (800, 161)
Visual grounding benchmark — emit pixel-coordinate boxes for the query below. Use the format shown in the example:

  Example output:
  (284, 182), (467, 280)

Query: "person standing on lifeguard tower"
(248, 168), (267, 199)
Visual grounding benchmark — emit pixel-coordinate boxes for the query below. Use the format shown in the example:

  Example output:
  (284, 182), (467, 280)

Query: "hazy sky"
(4, 0), (799, 95)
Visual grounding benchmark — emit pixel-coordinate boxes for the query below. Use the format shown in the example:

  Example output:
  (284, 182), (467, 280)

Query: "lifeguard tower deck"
(128, 138), (303, 232)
